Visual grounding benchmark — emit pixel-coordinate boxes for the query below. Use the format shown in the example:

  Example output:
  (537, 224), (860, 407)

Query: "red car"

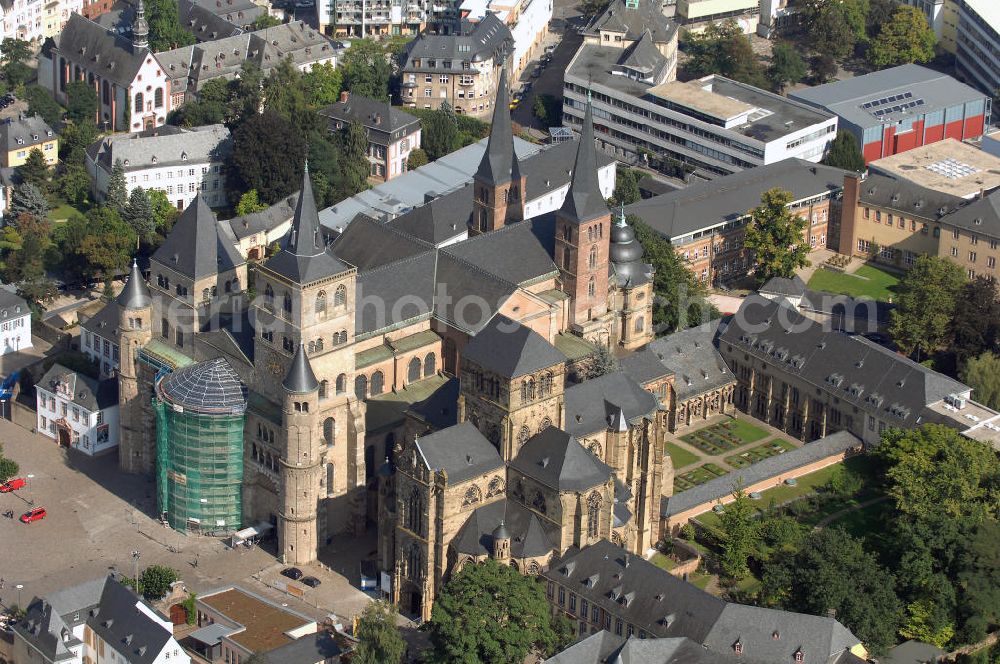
(0, 477), (26, 492)
(20, 507), (46, 523)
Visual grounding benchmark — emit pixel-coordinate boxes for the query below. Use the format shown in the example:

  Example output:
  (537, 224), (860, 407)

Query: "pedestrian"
(0, 578), (5, 590)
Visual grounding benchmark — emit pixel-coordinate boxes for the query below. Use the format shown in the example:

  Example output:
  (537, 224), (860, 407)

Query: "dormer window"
(151, 156), (157, 163)
(733, 640), (743, 654)
(123, 159), (130, 166)
(794, 649), (804, 662)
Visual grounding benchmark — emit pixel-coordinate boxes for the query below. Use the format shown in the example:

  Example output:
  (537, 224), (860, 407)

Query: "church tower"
(131, 0), (149, 51)
(470, 65), (525, 236)
(117, 260), (153, 473)
(279, 343), (323, 565)
(555, 101), (613, 338)
(609, 204), (655, 349)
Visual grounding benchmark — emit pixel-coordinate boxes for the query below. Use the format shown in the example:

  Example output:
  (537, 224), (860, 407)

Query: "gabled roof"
(263, 167), (350, 284)
(414, 421), (503, 484)
(389, 184), (473, 246)
(443, 216), (558, 286)
(858, 173), (965, 221)
(86, 578), (173, 664)
(648, 321), (733, 401)
(619, 346), (673, 385)
(564, 372), (659, 436)
(55, 13), (151, 87)
(933, 188), (1000, 234)
(37, 363), (118, 410)
(544, 632), (720, 664)
(88, 124), (232, 173)
(760, 274), (807, 298)
(283, 343), (319, 393)
(331, 215), (431, 272)
(404, 12), (511, 66)
(510, 427), (612, 492)
(462, 315), (565, 378)
(355, 251), (436, 334)
(475, 65), (521, 187)
(0, 114), (55, 152)
(451, 498), (556, 558)
(615, 30), (667, 78)
(318, 94), (420, 136)
(559, 101), (609, 225)
(152, 194), (243, 280)
(585, 0), (678, 45)
(117, 260), (151, 309)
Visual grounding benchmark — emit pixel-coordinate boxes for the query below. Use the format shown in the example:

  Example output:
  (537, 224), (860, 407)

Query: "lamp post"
(131, 550), (141, 589)
(15, 584), (23, 609)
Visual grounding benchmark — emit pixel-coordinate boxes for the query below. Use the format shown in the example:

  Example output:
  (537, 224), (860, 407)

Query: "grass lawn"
(807, 264), (900, 302)
(681, 419), (770, 456)
(725, 438), (796, 468)
(666, 442), (700, 470)
(650, 552), (678, 571)
(50, 201), (82, 221)
(688, 572), (712, 590)
(727, 419), (769, 444)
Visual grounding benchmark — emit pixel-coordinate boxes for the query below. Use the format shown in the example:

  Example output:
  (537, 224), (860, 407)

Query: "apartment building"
(0, 289), (30, 356)
(401, 13), (512, 117)
(85, 123), (232, 209)
(1, 0), (83, 43)
(581, 0), (678, 72)
(0, 114), (56, 167)
(460, 0), (552, 77)
(318, 92), (421, 182)
(955, 0), (999, 100)
(625, 158), (846, 284)
(790, 65), (990, 164)
(319, 0), (429, 37)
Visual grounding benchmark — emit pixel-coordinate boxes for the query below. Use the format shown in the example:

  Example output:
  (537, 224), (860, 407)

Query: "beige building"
(0, 114), (57, 167)
(676, 0), (761, 33)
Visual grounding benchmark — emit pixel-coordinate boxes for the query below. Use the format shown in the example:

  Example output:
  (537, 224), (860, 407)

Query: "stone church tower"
(117, 260), (153, 473)
(608, 205), (655, 350)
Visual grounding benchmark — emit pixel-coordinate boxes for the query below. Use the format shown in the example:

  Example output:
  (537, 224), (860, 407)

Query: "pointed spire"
(559, 100), (609, 225)
(132, 0), (148, 50)
(287, 163), (324, 258)
(283, 343), (319, 393)
(475, 64), (521, 186)
(117, 259), (151, 309)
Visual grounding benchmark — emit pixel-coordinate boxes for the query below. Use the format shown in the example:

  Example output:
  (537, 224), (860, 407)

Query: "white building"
(460, 0), (552, 77)
(1, 0), (84, 45)
(0, 289), (30, 356)
(12, 576), (190, 664)
(955, 0), (999, 100)
(35, 362), (119, 455)
(85, 124), (233, 210)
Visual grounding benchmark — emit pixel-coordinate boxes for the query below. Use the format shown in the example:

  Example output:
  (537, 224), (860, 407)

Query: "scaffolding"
(155, 358), (248, 534)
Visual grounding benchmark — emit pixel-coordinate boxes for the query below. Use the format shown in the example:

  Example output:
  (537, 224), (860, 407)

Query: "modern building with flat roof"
(790, 64), (990, 164)
(565, 43), (838, 178)
(955, 0), (1000, 100)
(867, 138), (1000, 199)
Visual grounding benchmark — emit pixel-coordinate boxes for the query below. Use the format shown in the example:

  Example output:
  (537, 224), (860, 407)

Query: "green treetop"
(353, 601), (406, 664)
(868, 5), (936, 69)
(888, 255), (966, 359)
(743, 188), (810, 284)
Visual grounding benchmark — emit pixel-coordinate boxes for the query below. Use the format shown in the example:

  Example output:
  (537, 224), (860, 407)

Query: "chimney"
(838, 172), (862, 257)
(339, 90), (349, 103)
(980, 186), (986, 200)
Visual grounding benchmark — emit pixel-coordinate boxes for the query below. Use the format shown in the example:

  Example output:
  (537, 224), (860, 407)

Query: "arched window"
(588, 226), (594, 242)
(202, 288), (210, 301)
(406, 488), (422, 533)
(562, 224), (571, 242)
(370, 371), (384, 396)
(540, 372), (553, 397)
(315, 290), (327, 315)
(316, 338), (324, 351)
(462, 485), (481, 506)
(406, 543), (422, 580)
(562, 247), (571, 270)
(134, 92), (143, 113)
(355, 374), (368, 399)
(308, 341), (316, 353)
(323, 417), (336, 446)
(588, 277), (596, 298)
(589, 245), (597, 269)
(635, 316), (645, 333)
(589, 441), (603, 458)
(224, 280), (232, 293)
(407, 357), (422, 383)
(517, 425), (530, 447)
(527, 561), (540, 575)
(532, 491), (547, 514)
(264, 283), (274, 304)
(539, 416), (552, 433)
(319, 380), (328, 399)
(334, 284), (347, 307)
(423, 352), (436, 377)
(521, 378), (535, 402)
(283, 292), (292, 314)
(587, 492), (602, 537)
(487, 476), (504, 497)
(102, 80), (110, 104)
(336, 373), (347, 395)
(154, 87), (164, 108)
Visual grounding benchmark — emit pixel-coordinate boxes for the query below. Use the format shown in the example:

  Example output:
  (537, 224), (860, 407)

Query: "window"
(989, 257), (996, 268)
(134, 92), (143, 112)
(370, 371), (384, 396)
(315, 290), (327, 315)
(587, 492), (601, 537)
(952, 247), (959, 257)
(154, 87), (164, 107)
(588, 277), (596, 298)
(336, 373), (347, 395)
(334, 284), (347, 307)
(558, 587), (565, 606)
(970, 251), (977, 262)
(588, 245), (597, 269)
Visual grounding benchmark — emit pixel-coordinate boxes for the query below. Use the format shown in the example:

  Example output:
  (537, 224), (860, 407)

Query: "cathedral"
(106, 65), (665, 588)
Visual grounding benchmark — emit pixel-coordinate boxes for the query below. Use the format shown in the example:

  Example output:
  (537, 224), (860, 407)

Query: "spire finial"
(304, 159), (309, 175)
(617, 201), (627, 227)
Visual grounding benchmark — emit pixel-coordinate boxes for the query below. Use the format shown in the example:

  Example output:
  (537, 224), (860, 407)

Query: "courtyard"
(806, 263), (901, 302)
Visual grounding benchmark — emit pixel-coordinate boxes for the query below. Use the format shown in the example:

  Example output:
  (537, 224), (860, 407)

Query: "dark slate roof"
(404, 12), (511, 67)
(37, 364), (118, 410)
(462, 315), (565, 378)
(544, 633), (720, 664)
(414, 421), (503, 484)
(648, 321), (734, 401)
(263, 632), (345, 664)
(559, 102), (609, 225)
(585, 0), (679, 45)
(615, 30), (669, 80)
(719, 295), (970, 427)
(355, 252), (436, 334)
(331, 215), (431, 272)
(432, 253), (518, 334)
(406, 377), (460, 430)
(117, 260), (151, 309)
(520, 139), (615, 201)
(799, 289), (893, 325)
(15, 599), (79, 663)
(55, 13), (152, 87)
(609, 212), (653, 286)
(564, 372), (659, 436)
(451, 498), (557, 558)
(0, 288), (29, 318)
(0, 114), (55, 152)
(544, 540), (727, 642)
(662, 431), (861, 517)
(882, 640), (946, 664)
(475, 65), (522, 187)
(443, 217), (558, 285)
(152, 194), (243, 280)
(937, 188), (1000, 234)
(318, 94), (419, 136)
(858, 172), (965, 221)
(626, 159), (847, 240)
(158, 356), (247, 414)
(85, 578), (173, 664)
(619, 346), (673, 386)
(283, 343), (319, 393)
(226, 193), (297, 240)
(389, 184), (473, 246)
(511, 427), (613, 492)
(264, 167), (351, 284)
(760, 274), (806, 298)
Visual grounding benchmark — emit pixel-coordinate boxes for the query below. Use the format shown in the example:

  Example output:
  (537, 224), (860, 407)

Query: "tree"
(58, 164), (92, 209)
(352, 601), (406, 664)
(0, 456), (18, 482)
(767, 43), (807, 93)
(146, 0), (196, 51)
(1, 38), (31, 67)
(406, 147), (429, 169)
(137, 565), (178, 601)
(329, 121), (371, 201)
(684, 21), (766, 88)
(822, 130), (865, 172)
(18, 148), (50, 189)
(719, 484), (760, 580)
(123, 187), (155, 244)
(262, 58), (312, 130)
(582, 345), (618, 380)
(889, 255), (966, 358)
(866, 0), (898, 37)
(24, 85), (64, 127)
(580, 0), (610, 19)
(800, 0), (870, 60)
(900, 598), (955, 648)
(252, 14), (282, 29)
(532, 94), (562, 128)
(961, 352), (1000, 410)
(341, 39), (392, 101)
(957, 521), (1000, 644)
(422, 104), (458, 161)
(761, 528), (902, 655)
(952, 276), (1000, 364)
(9, 182), (50, 222)
(611, 168), (641, 206)
(236, 190), (269, 216)
(811, 54), (839, 84)
(743, 188), (809, 284)
(232, 109), (307, 203)
(868, 5), (936, 68)
(4, 213), (51, 283)
(59, 121), (99, 166)
(172, 77), (231, 127)
(107, 159), (129, 213)
(428, 558), (569, 664)
(75, 207), (137, 279)
(65, 80), (98, 125)
(301, 62), (343, 107)
(148, 189), (178, 237)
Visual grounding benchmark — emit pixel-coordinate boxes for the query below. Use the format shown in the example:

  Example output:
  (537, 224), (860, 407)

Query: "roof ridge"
(359, 248), (436, 276)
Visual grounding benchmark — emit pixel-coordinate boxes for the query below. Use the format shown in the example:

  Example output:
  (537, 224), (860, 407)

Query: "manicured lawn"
(666, 442), (700, 470)
(725, 438), (796, 468)
(687, 572), (712, 590)
(674, 462), (730, 492)
(681, 419), (770, 456)
(50, 201), (81, 221)
(807, 264), (900, 302)
(650, 552), (678, 571)
(726, 419), (769, 444)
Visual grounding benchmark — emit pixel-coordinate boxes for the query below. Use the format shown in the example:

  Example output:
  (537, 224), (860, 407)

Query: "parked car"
(0, 477), (26, 493)
(521, 81), (533, 94)
(542, 53), (553, 63)
(531, 66), (542, 78)
(20, 507), (46, 523)
(281, 567), (303, 580)
(301, 576), (321, 588)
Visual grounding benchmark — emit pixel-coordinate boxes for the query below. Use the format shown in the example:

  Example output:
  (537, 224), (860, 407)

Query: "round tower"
(491, 521), (511, 562)
(117, 260), (154, 474)
(279, 343), (323, 565)
(608, 205), (655, 350)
